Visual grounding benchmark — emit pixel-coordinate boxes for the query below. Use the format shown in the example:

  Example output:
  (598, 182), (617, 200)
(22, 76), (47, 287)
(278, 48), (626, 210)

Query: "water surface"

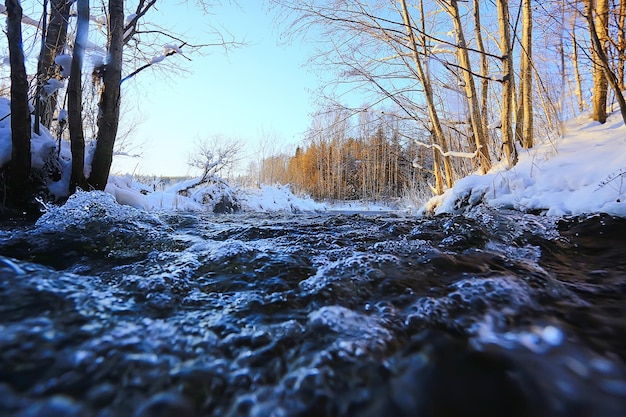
(1, 193), (625, 416)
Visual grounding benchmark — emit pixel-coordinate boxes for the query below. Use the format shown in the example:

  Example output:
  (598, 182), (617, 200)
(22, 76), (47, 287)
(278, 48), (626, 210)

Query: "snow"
(1, 94), (625, 218)
(424, 109), (626, 217)
(239, 185), (324, 212)
(43, 79), (65, 96)
(125, 13), (138, 26)
(164, 44), (183, 55)
(58, 109), (68, 123)
(54, 54), (73, 77)
(149, 55), (166, 65)
(106, 176), (325, 213)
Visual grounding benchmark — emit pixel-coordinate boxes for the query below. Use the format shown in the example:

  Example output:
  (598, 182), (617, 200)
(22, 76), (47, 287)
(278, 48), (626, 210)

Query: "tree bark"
(586, 0), (626, 125)
(89, 0), (124, 190)
(68, 0), (89, 192)
(589, 0), (610, 123)
(5, 0), (32, 209)
(36, 0), (72, 129)
(617, 0), (626, 90)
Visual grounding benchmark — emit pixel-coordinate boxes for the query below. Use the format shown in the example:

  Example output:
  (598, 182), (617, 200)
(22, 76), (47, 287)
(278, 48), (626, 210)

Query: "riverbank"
(423, 110), (626, 218)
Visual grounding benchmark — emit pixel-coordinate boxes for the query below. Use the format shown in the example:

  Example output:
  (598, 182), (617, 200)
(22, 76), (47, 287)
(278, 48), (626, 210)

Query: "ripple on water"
(299, 252), (400, 294)
(308, 306), (393, 353)
(405, 276), (538, 331)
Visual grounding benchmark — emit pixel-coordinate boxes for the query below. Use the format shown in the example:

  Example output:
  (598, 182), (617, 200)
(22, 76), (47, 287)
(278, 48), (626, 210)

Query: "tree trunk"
(445, 0), (492, 174)
(89, 0), (124, 190)
(571, 13), (585, 112)
(5, 0), (32, 209)
(400, 0), (453, 194)
(495, 0), (517, 167)
(68, 0), (89, 192)
(586, 0), (626, 125)
(472, 0), (489, 135)
(617, 0), (626, 90)
(36, 0), (72, 130)
(519, 0), (533, 148)
(589, 0), (609, 123)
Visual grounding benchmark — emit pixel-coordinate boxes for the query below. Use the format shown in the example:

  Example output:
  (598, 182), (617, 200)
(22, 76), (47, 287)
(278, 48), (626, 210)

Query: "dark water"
(1, 192), (626, 417)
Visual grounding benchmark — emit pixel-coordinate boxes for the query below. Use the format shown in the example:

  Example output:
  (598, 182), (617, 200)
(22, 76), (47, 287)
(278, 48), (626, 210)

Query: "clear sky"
(113, 1), (317, 177)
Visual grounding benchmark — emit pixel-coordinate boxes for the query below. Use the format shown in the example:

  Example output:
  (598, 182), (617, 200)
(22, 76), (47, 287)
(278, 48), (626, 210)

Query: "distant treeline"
(254, 125), (433, 201)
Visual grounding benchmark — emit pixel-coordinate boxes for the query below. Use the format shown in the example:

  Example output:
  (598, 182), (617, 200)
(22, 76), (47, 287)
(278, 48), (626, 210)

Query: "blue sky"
(114, 2), (317, 176)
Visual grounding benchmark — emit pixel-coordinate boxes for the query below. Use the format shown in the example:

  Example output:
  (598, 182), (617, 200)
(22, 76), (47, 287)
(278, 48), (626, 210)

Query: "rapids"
(1, 192), (625, 416)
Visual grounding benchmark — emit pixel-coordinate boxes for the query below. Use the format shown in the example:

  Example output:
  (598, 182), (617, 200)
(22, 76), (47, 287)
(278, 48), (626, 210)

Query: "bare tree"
(617, 0), (626, 90)
(89, 0), (125, 190)
(518, 0), (533, 149)
(68, 0), (89, 191)
(588, 0), (610, 123)
(441, 0), (491, 173)
(400, 0), (452, 194)
(35, 0), (72, 131)
(4, 0), (31, 209)
(180, 135), (244, 194)
(472, 0), (489, 131)
(585, 0), (626, 124)
(571, 11), (586, 113)
(495, 0), (517, 167)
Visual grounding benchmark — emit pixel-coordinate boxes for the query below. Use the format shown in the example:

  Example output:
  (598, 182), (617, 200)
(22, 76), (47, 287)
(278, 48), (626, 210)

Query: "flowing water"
(1, 192), (626, 417)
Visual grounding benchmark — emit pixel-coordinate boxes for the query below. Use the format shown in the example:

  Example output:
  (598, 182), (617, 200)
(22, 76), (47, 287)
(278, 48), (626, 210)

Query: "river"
(1, 192), (625, 416)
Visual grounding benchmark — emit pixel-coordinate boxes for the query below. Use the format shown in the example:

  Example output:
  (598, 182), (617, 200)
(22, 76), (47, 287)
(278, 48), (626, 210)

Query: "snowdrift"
(423, 110), (626, 218)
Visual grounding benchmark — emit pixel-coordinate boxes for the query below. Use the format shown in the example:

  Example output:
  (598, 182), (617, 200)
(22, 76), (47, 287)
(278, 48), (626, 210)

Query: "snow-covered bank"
(106, 175), (325, 213)
(423, 110), (626, 218)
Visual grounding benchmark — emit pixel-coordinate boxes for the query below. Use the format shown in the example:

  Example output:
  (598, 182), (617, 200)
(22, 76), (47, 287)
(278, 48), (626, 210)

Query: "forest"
(253, 0), (626, 202)
(1, 0), (626, 213)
